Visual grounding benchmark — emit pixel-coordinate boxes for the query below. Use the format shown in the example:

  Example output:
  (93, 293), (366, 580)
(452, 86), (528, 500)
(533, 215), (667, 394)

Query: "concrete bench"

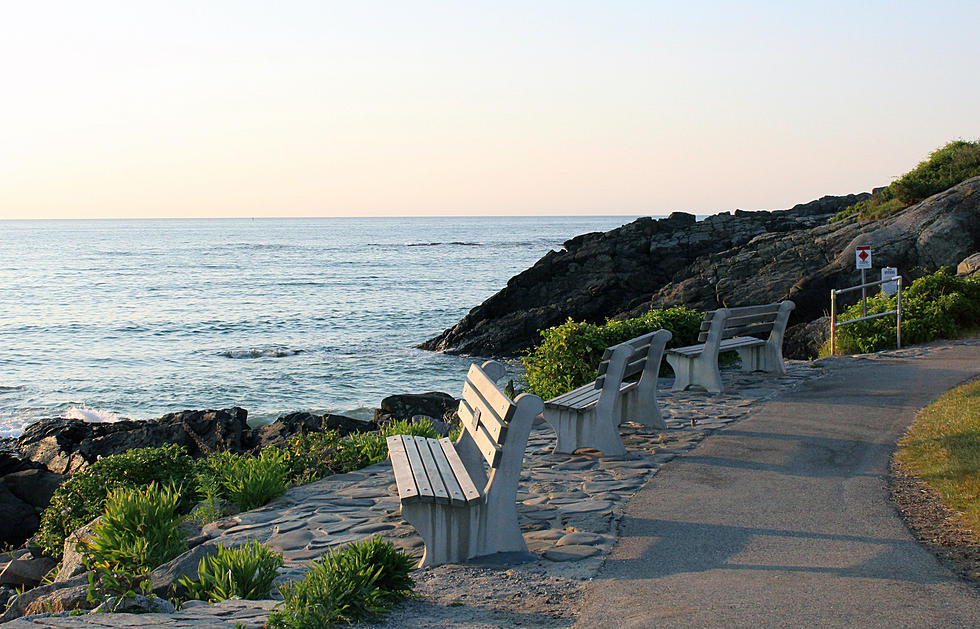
(386, 360), (543, 567)
(665, 301), (795, 393)
(541, 329), (672, 456)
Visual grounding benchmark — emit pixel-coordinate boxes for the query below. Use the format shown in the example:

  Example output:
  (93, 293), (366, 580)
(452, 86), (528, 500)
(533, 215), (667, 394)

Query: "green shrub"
(522, 306), (704, 400)
(831, 140), (980, 223)
(831, 269), (980, 354)
(82, 483), (187, 600)
(202, 449), (290, 512)
(280, 431), (343, 484)
(179, 541), (284, 602)
(36, 445), (196, 558)
(334, 419), (440, 473)
(266, 538), (414, 629)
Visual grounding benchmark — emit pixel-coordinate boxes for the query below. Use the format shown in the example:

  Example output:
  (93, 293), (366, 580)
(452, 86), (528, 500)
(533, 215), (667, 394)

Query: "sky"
(1, 1), (978, 220)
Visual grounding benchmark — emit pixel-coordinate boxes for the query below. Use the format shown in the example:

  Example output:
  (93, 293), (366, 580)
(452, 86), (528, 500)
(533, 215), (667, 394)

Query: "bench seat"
(542, 329), (671, 456)
(387, 360), (543, 567)
(666, 301), (794, 393)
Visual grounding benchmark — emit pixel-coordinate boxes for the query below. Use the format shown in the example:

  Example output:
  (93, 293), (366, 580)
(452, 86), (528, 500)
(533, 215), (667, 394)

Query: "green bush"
(831, 269), (980, 354)
(266, 538), (414, 629)
(179, 541), (284, 602)
(82, 483), (187, 600)
(36, 445), (196, 557)
(522, 306), (704, 400)
(334, 419), (440, 473)
(279, 431), (343, 484)
(831, 140), (980, 223)
(197, 449), (290, 512)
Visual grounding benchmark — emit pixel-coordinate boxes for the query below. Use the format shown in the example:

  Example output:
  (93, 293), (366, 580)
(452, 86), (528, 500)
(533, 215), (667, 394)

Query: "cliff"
(419, 177), (980, 357)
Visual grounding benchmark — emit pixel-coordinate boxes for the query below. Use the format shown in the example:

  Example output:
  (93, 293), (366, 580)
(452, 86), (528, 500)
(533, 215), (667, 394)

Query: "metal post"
(830, 289), (836, 356)
(896, 276), (902, 349)
(860, 268), (867, 317)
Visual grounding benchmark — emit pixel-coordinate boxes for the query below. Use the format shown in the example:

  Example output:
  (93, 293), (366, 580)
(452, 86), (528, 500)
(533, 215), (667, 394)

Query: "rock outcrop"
(420, 178), (980, 358)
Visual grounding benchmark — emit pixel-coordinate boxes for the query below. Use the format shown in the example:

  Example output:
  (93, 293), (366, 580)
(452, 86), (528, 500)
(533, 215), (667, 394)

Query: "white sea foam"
(65, 405), (124, 423)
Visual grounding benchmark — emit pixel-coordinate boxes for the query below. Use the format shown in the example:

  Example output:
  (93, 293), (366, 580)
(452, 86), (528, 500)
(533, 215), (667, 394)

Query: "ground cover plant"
(179, 541), (284, 602)
(266, 537), (414, 629)
(829, 269), (980, 355)
(831, 139), (980, 223)
(522, 306), (704, 400)
(36, 444), (197, 557)
(81, 483), (186, 602)
(895, 379), (980, 537)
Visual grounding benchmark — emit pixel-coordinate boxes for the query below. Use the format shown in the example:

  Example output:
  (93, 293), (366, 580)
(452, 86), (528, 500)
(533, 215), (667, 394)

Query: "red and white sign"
(855, 246), (872, 270)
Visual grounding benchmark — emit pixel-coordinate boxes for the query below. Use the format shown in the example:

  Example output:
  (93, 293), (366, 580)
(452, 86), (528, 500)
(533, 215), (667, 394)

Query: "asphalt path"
(575, 343), (980, 629)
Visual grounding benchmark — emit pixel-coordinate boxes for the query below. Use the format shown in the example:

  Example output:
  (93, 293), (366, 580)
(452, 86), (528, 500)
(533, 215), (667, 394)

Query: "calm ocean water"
(0, 216), (641, 437)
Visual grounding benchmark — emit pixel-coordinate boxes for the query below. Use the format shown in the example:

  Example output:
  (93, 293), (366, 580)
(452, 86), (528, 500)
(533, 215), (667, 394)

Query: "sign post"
(855, 246), (872, 316)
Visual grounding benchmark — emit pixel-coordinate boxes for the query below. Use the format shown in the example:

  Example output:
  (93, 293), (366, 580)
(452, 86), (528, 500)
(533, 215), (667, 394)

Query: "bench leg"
(541, 408), (626, 457)
(401, 502), (482, 568)
(735, 344), (786, 375)
(666, 353), (723, 393)
(619, 386), (667, 430)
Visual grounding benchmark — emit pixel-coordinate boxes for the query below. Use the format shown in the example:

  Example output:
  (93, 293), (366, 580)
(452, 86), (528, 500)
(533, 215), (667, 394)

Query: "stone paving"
(4, 362), (823, 628)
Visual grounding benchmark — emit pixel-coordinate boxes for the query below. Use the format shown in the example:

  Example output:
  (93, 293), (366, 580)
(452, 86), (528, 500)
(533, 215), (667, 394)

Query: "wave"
(403, 241), (482, 247)
(220, 348), (303, 359)
(65, 405), (124, 423)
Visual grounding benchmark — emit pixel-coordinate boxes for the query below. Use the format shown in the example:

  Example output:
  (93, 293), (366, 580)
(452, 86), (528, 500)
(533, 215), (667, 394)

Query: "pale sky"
(2, 1), (978, 219)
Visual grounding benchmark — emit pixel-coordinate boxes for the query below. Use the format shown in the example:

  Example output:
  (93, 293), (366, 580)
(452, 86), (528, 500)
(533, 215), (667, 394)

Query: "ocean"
(0, 216), (641, 437)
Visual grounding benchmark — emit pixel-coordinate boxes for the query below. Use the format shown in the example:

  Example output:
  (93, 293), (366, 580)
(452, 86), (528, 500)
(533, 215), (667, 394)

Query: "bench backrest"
(454, 360), (543, 505)
(697, 301), (794, 343)
(594, 330), (669, 390)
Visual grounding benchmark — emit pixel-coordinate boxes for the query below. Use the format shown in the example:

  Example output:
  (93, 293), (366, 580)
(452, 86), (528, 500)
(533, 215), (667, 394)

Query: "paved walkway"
(574, 341), (980, 629)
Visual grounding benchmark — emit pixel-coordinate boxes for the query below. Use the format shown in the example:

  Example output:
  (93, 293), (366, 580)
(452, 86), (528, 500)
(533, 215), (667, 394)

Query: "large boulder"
(1, 468), (65, 509)
(53, 517), (102, 583)
(0, 573), (90, 622)
(0, 485), (40, 548)
(255, 412), (376, 448)
(419, 178), (980, 356)
(0, 550), (57, 588)
(374, 392), (458, 424)
(957, 252), (980, 276)
(17, 408), (253, 473)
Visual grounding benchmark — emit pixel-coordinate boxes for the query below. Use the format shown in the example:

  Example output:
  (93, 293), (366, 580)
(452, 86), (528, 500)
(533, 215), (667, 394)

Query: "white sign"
(881, 267), (899, 296)
(855, 246), (872, 270)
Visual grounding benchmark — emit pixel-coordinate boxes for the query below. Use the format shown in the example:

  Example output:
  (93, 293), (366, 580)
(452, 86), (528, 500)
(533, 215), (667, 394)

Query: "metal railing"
(829, 276), (903, 355)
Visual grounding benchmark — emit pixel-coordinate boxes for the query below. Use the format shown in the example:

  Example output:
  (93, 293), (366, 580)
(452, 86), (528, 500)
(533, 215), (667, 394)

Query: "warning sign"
(855, 246), (872, 270)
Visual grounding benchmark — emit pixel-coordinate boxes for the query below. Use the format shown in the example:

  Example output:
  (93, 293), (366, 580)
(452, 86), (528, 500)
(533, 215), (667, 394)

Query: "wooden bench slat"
(422, 438), (467, 506)
(403, 435), (435, 500)
(721, 336), (766, 349)
(725, 311), (778, 328)
(725, 303), (782, 317)
(461, 381), (509, 439)
(387, 435), (421, 504)
(439, 437), (482, 503)
(457, 396), (502, 468)
(413, 436), (450, 504)
(549, 383), (600, 407)
(721, 321), (776, 340)
(465, 365), (516, 424)
(458, 393), (507, 443)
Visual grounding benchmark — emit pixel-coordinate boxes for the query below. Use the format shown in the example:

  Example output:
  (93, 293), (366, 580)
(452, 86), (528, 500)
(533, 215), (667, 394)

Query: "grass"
(895, 379), (980, 537)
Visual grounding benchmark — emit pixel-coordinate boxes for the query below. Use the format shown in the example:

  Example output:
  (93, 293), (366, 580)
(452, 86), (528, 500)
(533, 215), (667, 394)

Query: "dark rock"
(0, 552), (57, 587)
(0, 572), (90, 622)
(419, 178), (980, 356)
(17, 407), (252, 473)
(91, 594), (176, 614)
(1, 468), (65, 509)
(783, 316), (831, 360)
(374, 392), (458, 424)
(0, 485), (39, 548)
(255, 412), (376, 448)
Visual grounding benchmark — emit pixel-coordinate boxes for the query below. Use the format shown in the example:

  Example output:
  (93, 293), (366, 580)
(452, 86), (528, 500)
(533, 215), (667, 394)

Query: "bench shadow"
(596, 517), (952, 586)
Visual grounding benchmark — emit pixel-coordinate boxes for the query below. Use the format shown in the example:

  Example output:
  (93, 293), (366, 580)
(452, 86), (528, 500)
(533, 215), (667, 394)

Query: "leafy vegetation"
(896, 379), (980, 537)
(522, 306), (704, 400)
(829, 269), (980, 355)
(196, 449), (290, 511)
(266, 538), (414, 629)
(36, 445), (196, 557)
(832, 140), (980, 223)
(179, 541), (284, 602)
(81, 483), (187, 601)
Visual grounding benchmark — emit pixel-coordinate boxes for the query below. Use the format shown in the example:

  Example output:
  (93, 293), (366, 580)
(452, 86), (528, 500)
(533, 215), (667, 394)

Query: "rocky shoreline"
(0, 392), (458, 552)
